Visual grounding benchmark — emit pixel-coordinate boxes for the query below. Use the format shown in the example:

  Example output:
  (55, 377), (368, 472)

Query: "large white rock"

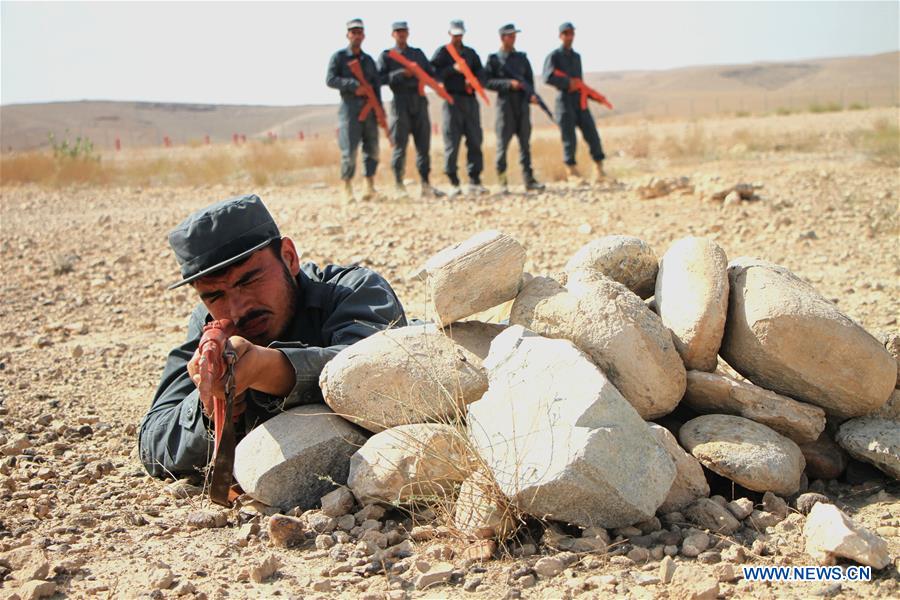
(468, 326), (676, 528)
(564, 235), (659, 299)
(720, 258), (897, 419)
(347, 423), (472, 505)
(648, 424), (711, 513)
(422, 230), (526, 326)
(655, 237), (729, 371)
(803, 503), (890, 569)
(233, 405), (368, 510)
(836, 417), (900, 480)
(683, 371), (826, 444)
(679, 414), (806, 496)
(319, 324), (488, 433)
(510, 275), (686, 419)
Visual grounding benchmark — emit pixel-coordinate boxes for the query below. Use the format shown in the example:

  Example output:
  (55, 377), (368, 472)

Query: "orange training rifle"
(553, 69), (614, 111)
(348, 59), (392, 144)
(198, 319), (238, 506)
(445, 43), (490, 105)
(388, 49), (454, 104)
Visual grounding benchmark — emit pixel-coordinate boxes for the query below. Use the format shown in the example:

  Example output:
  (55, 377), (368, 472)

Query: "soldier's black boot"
(524, 172), (545, 191)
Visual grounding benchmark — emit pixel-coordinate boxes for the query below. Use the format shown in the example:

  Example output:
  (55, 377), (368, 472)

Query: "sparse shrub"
(775, 107), (793, 116)
(49, 131), (99, 162)
(808, 102), (843, 114)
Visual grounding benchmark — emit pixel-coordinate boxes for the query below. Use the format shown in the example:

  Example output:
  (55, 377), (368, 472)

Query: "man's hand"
(188, 336), (296, 420)
(509, 79), (522, 91)
(453, 62), (463, 73)
(530, 95), (538, 104)
(403, 67), (413, 77)
(567, 79), (578, 92)
(354, 85), (368, 96)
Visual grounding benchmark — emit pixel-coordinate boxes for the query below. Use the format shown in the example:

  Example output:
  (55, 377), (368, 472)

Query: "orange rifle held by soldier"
(445, 43), (490, 105)
(387, 49), (454, 105)
(553, 68), (614, 111)
(347, 59), (392, 145)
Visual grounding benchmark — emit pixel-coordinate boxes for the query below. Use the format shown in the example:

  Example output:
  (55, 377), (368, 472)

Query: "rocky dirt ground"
(0, 108), (898, 599)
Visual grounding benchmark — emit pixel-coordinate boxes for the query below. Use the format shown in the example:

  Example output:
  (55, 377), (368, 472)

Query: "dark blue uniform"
(431, 44), (485, 186)
(138, 263), (406, 478)
(378, 46), (433, 184)
(326, 47), (382, 180)
(485, 49), (536, 181)
(542, 46), (605, 165)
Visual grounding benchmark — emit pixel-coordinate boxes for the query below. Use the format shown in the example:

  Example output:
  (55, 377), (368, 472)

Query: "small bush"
(775, 107), (793, 116)
(808, 102), (843, 114)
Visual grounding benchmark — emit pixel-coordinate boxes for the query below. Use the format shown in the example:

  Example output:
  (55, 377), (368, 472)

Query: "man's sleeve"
(484, 55), (512, 92)
(525, 55), (535, 88)
(326, 51), (359, 92)
(138, 307), (212, 478)
(431, 46), (455, 82)
(271, 267), (407, 407)
(543, 51), (568, 90)
(379, 50), (408, 87)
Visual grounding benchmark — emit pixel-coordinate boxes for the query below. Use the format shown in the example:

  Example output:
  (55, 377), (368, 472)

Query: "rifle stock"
(553, 68), (614, 111)
(348, 59), (392, 144)
(387, 49), (454, 104)
(445, 43), (490, 105)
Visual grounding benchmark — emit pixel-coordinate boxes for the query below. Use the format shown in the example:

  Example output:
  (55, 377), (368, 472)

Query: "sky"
(1, 0), (898, 106)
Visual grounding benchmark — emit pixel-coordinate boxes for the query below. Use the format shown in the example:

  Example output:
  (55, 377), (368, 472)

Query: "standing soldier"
(484, 23), (545, 194)
(431, 19), (488, 197)
(326, 18), (382, 201)
(543, 22), (607, 184)
(378, 21), (443, 199)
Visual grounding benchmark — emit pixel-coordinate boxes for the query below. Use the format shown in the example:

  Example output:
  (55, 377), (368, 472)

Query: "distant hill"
(2, 52), (896, 151)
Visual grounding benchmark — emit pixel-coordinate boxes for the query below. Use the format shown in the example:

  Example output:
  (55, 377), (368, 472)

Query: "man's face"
(560, 29), (575, 47)
(501, 32), (516, 49)
(392, 29), (408, 45)
(193, 240), (300, 346)
(450, 33), (463, 46)
(347, 28), (365, 48)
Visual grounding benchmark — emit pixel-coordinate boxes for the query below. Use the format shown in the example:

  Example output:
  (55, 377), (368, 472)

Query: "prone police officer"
(484, 23), (545, 194)
(543, 22), (607, 184)
(326, 18), (382, 201)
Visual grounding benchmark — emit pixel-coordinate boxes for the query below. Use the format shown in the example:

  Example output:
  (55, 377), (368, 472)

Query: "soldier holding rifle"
(326, 18), (386, 201)
(377, 21), (445, 199)
(485, 23), (547, 194)
(431, 19), (489, 197)
(543, 22), (610, 185)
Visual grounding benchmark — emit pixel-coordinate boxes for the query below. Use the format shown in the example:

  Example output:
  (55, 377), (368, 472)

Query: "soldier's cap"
(559, 22), (575, 33)
(392, 21), (408, 31)
(448, 19), (465, 35)
(498, 23), (521, 36)
(166, 194), (281, 290)
(346, 18), (364, 30)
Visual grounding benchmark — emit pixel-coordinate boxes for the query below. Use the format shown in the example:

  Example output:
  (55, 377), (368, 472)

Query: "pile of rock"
(231, 230), (897, 574)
